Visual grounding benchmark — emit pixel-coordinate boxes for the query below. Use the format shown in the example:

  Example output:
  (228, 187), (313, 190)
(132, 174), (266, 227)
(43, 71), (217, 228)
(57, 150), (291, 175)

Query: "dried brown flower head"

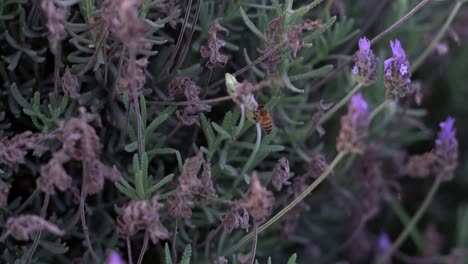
(220, 208), (249, 232)
(406, 152), (435, 178)
(115, 0), (149, 49)
(62, 67), (79, 99)
(117, 58), (148, 96)
(239, 172), (275, 223)
(41, 0), (68, 54)
(287, 19), (321, 59)
(0, 188), (8, 208)
(336, 93), (369, 154)
(311, 100), (333, 137)
(117, 196), (168, 243)
(0, 131), (51, 165)
(168, 193), (193, 218)
(201, 162), (216, 195)
(37, 150), (72, 194)
(200, 20), (229, 69)
(6, 215), (65, 241)
(272, 157), (290, 191)
(258, 16), (282, 75)
(168, 76), (197, 99)
(304, 154), (329, 179)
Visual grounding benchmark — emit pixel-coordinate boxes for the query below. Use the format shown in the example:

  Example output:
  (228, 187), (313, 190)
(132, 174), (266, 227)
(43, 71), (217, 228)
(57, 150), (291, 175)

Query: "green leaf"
(165, 243), (173, 264)
(291, 0), (324, 18)
(39, 241), (69, 255)
(289, 65), (334, 81)
(141, 152), (149, 190)
(115, 180), (138, 200)
(125, 142), (138, 152)
(147, 148), (183, 173)
(287, 253), (297, 264)
(212, 122), (231, 139)
(179, 244), (192, 264)
(200, 114), (215, 149)
(10, 83), (32, 110)
(281, 68), (304, 93)
(143, 113), (169, 140)
(147, 174), (174, 194)
(239, 7), (265, 40)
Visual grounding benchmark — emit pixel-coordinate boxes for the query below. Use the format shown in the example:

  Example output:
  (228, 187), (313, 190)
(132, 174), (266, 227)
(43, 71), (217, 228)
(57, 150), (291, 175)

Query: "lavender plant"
(1, 0), (467, 263)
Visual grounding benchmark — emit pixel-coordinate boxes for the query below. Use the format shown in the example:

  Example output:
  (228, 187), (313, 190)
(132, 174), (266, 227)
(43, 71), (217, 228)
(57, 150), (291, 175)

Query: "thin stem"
(234, 104), (246, 138)
(14, 189), (39, 214)
(224, 152), (347, 255)
(126, 237), (134, 264)
(148, 95), (232, 106)
(137, 232), (149, 264)
(112, 45), (126, 99)
(369, 99), (391, 121)
(53, 45), (61, 104)
(172, 218), (179, 263)
(239, 123), (262, 181)
(375, 176), (443, 264)
(311, 0), (431, 91)
(202, 69), (213, 98)
(412, 1), (464, 71)
(248, 224), (259, 264)
(319, 82), (362, 124)
(25, 193), (49, 264)
(77, 30), (107, 77)
(80, 161), (98, 262)
(129, 48), (144, 159)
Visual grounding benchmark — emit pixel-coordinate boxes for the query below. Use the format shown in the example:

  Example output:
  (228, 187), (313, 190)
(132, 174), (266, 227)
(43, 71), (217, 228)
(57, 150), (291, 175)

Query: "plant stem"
(238, 123), (262, 183)
(25, 193), (49, 264)
(234, 104), (246, 138)
(375, 176), (442, 264)
(369, 99), (391, 121)
(129, 48), (144, 159)
(224, 151), (347, 255)
(126, 237), (133, 264)
(14, 188), (39, 214)
(320, 82), (362, 124)
(248, 224), (259, 264)
(412, 0), (464, 72)
(149, 95), (232, 106)
(137, 232), (149, 264)
(172, 218), (179, 263)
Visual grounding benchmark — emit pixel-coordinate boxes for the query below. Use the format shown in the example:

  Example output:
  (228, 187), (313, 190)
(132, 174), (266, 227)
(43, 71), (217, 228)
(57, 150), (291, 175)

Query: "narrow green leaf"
(10, 83), (32, 110)
(115, 181), (138, 200)
(239, 7), (265, 40)
(180, 244), (192, 264)
(289, 65), (334, 81)
(125, 142), (138, 152)
(147, 147), (183, 173)
(141, 152), (149, 191)
(165, 243), (173, 264)
(212, 122), (231, 139)
(39, 241), (69, 255)
(281, 68), (304, 93)
(147, 174), (174, 194)
(291, 0), (324, 17)
(143, 113), (168, 140)
(287, 253), (297, 264)
(200, 114), (215, 149)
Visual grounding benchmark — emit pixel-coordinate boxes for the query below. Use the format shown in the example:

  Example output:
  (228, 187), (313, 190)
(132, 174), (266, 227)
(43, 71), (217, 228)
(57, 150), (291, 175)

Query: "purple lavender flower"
(352, 37), (378, 86)
(376, 232), (391, 254)
(337, 93), (369, 153)
(384, 40), (412, 100)
(434, 117), (458, 181)
(106, 251), (126, 264)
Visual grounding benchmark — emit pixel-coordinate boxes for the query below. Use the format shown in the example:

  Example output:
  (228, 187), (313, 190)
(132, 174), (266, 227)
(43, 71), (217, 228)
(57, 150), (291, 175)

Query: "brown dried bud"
(304, 154), (329, 179)
(200, 20), (229, 69)
(258, 16), (282, 75)
(272, 157), (290, 191)
(168, 193), (193, 218)
(179, 151), (204, 195)
(0, 188), (8, 208)
(0, 131), (51, 165)
(220, 208), (249, 232)
(37, 150), (72, 195)
(287, 19), (321, 59)
(41, 0), (68, 54)
(336, 93), (369, 154)
(167, 76), (195, 99)
(406, 152), (435, 178)
(311, 100), (333, 137)
(114, 0), (149, 49)
(117, 58), (148, 96)
(239, 172), (275, 223)
(201, 162), (216, 195)
(6, 215), (65, 241)
(289, 176), (307, 198)
(62, 67), (79, 99)
(117, 196), (168, 243)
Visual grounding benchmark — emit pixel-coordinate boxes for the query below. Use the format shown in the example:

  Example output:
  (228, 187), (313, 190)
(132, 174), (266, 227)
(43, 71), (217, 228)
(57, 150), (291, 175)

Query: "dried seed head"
(287, 19), (321, 59)
(168, 193), (193, 218)
(62, 67), (80, 99)
(167, 76), (199, 100)
(272, 157), (290, 191)
(178, 151), (204, 195)
(406, 152), (435, 178)
(239, 172), (275, 223)
(220, 208), (249, 232)
(114, 0), (149, 49)
(201, 162), (216, 195)
(176, 103), (211, 126)
(37, 150), (72, 195)
(117, 58), (148, 96)
(258, 16), (282, 75)
(117, 196), (168, 243)
(0, 188), (8, 208)
(304, 154), (329, 179)
(0, 131), (51, 165)
(434, 117), (458, 181)
(337, 93), (369, 154)
(289, 175), (307, 198)
(352, 37), (378, 86)
(41, 0), (68, 54)
(384, 40), (412, 100)
(200, 20), (229, 69)
(6, 214), (65, 241)
(311, 100), (334, 137)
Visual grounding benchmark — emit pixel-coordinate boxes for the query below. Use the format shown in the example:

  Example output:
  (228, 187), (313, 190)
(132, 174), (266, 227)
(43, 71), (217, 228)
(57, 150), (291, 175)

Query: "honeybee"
(253, 104), (272, 134)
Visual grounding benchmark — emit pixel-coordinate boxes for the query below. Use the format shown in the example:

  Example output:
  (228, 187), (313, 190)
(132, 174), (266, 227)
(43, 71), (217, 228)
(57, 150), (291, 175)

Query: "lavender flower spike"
(384, 40), (412, 100)
(434, 117), (458, 181)
(337, 93), (369, 154)
(352, 37), (378, 86)
(106, 251), (126, 264)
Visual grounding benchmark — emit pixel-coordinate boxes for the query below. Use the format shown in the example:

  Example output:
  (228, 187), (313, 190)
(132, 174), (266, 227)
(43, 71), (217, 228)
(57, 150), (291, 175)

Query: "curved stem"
(412, 1), (464, 72)
(375, 176), (442, 264)
(224, 152), (347, 255)
(320, 82), (362, 124)
(25, 193), (49, 264)
(137, 232), (149, 264)
(172, 218), (179, 263)
(126, 237), (134, 264)
(239, 123), (262, 182)
(248, 224), (259, 264)
(148, 95), (232, 106)
(14, 189), (39, 214)
(80, 160), (98, 262)
(369, 99), (391, 121)
(234, 104), (246, 139)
